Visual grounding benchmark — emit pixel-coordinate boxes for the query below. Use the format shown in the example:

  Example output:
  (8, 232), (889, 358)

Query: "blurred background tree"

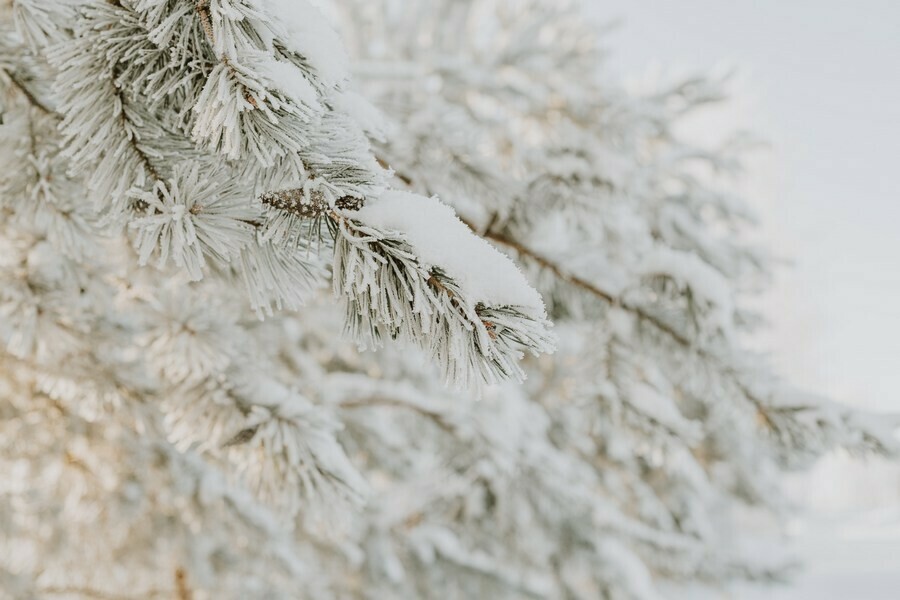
(0, 1), (894, 598)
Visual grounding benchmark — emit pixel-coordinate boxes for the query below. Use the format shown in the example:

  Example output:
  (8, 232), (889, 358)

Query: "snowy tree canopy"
(0, 0), (895, 598)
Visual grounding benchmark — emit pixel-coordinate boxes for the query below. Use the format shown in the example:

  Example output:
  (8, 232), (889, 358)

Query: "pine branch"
(339, 396), (458, 433)
(329, 208), (552, 386)
(476, 223), (776, 422)
(2, 68), (53, 115)
(193, 0), (260, 110)
(378, 159), (775, 421)
(113, 87), (163, 185)
(476, 227), (617, 305)
(376, 156), (412, 185)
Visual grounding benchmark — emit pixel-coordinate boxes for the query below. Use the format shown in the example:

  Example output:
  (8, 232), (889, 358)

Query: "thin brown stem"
(114, 88), (163, 183)
(475, 227), (618, 305)
(380, 159), (776, 422)
(476, 223), (773, 418)
(376, 156), (412, 185)
(339, 397), (457, 433)
(3, 69), (54, 115)
(174, 568), (193, 600)
(40, 586), (171, 600)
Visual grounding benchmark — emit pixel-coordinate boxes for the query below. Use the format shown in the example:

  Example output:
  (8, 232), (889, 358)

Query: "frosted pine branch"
(0, 0), (894, 598)
(332, 192), (554, 387)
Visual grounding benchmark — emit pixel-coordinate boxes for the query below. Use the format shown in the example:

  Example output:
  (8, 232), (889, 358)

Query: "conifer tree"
(0, 1), (893, 598)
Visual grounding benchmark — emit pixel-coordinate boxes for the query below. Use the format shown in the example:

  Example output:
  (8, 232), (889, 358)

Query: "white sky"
(591, 0), (900, 413)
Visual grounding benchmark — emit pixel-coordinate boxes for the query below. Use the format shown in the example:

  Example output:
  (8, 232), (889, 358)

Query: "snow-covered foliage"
(0, 0), (893, 598)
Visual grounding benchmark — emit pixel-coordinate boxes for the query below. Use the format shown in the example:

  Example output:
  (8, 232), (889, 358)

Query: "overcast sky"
(592, 0), (900, 413)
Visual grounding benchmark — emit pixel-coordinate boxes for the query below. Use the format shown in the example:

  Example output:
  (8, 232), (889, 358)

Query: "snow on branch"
(332, 192), (555, 388)
(166, 373), (370, 515)
(356, 193), (545, 312)
(635, 245), (737, 345)
(187, 0), (354, 169)
(47, 2), (164, 209)
(761, 388), (900, 466)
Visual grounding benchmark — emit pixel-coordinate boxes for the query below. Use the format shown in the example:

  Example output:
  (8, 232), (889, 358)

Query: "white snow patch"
(332, 90), (388, 141)
(253, 0), (349, 87)
(252, 54), (320, 109)
(354, 191), (546, 315)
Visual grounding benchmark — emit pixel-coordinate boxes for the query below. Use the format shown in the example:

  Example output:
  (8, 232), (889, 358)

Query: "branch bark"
(2, 69), (54, 115)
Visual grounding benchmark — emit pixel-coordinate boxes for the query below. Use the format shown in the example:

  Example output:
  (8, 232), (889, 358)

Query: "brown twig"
(3, 69), (54, 115)
(40, 586), (171, 600)
(195, 1), (214, 44)
(174, 568), (193, 600)
(478, 224), (772, 414)
(339, 397), (458, 433)
(114, 87), (163, 183)
(376, 156), (412, 185)
(381, 161), (776, 423)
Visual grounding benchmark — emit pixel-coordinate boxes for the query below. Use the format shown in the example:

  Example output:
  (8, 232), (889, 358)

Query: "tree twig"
(2, 69), (54, 115)
(380, 161), (776, 423)
(174, 567), (193, 600)
(40, 586), (171, 600)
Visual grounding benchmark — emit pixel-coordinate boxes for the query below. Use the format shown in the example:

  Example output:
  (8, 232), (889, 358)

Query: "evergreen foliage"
(0, 1), (893, 598)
